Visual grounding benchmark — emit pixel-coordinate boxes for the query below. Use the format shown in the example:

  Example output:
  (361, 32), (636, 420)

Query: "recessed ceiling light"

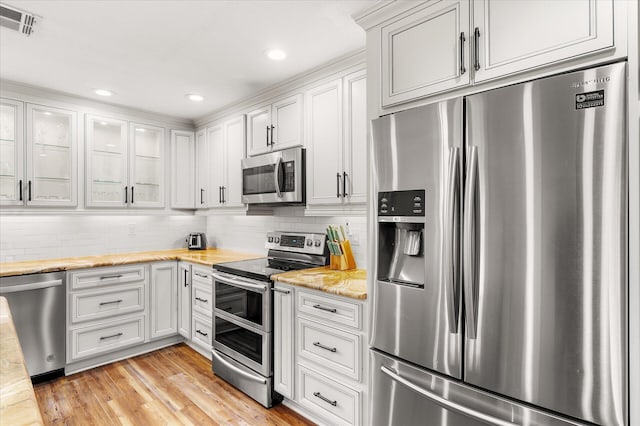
(94, 89), (113, 97)
(186, 94), (204, 102)
(265, 49), (287, 61)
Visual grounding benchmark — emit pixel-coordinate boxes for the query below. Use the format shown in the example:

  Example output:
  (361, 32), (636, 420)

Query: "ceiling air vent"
(0, 3), (40, 36)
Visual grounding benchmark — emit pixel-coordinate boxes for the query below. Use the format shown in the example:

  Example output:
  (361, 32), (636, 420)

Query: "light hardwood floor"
(34, 343), (315, 425)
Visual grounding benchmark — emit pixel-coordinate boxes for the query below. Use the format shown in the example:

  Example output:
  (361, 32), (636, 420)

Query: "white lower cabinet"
(274, 282), (367, 426)
(188, 264), (213, 354)
(70, 315), (146, 361)
(149, 262), (178, 340)
(178, 262), (191, 338)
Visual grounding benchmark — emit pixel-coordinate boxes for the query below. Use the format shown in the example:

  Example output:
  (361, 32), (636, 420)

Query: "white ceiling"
(0, 0), (372, 120)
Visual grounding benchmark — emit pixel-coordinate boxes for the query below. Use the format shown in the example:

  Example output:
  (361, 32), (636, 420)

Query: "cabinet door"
(208, 124), (225, 207)
(170, 130), (195, 209)
(177, 262), (191, 339)
(274, 283), (294, 399)
(343, 70), (367, 205)
(26, 103), (78, 206)
(86, 115), (129, 208)
(473, 0), (614, 82)
(246, 105), (271, 156)
(272, 94), (303, 151)
(149, 262), (178, 340)
(223, 115), (245, 207)
(306, 79), (343, 205)
(0, 98), (24, 205)
(381, 0), (470, 107)
(195, 129), (210, 208)
(130, 123), (165, 208)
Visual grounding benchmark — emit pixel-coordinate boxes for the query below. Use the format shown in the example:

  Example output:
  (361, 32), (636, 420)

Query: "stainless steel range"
(211, 231), (328, 407)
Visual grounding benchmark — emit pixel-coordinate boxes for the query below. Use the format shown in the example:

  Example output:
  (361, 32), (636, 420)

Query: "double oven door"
(211, 270), (272, 377)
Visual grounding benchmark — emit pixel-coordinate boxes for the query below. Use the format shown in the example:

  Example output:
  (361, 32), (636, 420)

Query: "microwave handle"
(274, 156), (283, 198)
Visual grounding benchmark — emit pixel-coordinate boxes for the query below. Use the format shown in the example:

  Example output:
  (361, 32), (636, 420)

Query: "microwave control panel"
(283, 161), (295, 191)
(378, 190), (425, 216)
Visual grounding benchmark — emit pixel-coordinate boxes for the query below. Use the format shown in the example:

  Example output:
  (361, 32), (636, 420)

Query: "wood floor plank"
(34, 343), (316, 426)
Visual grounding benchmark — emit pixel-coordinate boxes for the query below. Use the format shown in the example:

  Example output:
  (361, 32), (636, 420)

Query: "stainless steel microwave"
(241, 147), (305, 205)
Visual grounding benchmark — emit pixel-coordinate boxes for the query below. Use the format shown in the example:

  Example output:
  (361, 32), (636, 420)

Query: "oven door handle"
(211, 272), (268, 292)
(212, 350), (267, 384)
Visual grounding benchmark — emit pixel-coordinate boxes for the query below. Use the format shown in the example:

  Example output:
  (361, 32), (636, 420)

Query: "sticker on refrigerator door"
(575, 90), (604, 109)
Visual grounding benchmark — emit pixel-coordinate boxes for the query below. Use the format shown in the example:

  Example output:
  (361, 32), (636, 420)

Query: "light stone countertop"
(0, 297), (44, 426)
(0, 248), (263, 278)
(272, 267), (367, 300)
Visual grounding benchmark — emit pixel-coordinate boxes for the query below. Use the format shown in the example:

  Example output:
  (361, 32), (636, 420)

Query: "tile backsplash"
(0, 215), (206, 262)
(206, 215), (367, 268)
(0, 213), (367, 267)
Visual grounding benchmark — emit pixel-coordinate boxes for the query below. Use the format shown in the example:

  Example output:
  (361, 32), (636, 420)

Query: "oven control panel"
(265, 231), (326, 255)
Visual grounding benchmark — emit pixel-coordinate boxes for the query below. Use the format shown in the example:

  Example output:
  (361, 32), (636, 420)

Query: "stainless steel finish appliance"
(186, 232), (207, 250)
(241, 146), (305, 205)
(370, 62), (627, 426)
(212, 231), (328, 407)
(0, 271), (66, 381)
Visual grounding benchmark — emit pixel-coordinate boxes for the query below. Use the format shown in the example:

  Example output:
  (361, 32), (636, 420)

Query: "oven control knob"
(314, 240), (322, 247)
(268, 236), (273, 243)
(306, 239), (313, 247)
(274, 237), (280, 243)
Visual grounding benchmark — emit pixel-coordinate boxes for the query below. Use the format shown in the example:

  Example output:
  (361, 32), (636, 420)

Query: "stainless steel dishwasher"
(0, 271), (66, 381)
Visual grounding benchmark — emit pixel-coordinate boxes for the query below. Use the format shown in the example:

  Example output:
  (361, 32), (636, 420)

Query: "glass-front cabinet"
(0, 99), (24, 205)
(1, 100), (77, 207)
(86, 116), (165, 208)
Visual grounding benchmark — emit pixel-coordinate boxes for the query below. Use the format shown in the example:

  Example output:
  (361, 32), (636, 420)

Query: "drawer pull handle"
(313, 391), (337, 407)
(196, 329), (208, 337)
(194, 273), (209, 278)
(99, 299), (123, 306)
(195, 297), (209, 303)
(100, 274), (123, 280)
(99, 332), (123, 340)
(313, 304), (337, 313)
(313, 342), (337, 353)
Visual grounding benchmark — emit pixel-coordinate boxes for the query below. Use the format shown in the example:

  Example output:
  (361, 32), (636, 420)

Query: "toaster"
(186, 233), (207, 250)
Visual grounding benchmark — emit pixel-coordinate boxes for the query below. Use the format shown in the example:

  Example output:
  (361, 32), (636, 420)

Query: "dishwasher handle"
(0, 279), (63, 294)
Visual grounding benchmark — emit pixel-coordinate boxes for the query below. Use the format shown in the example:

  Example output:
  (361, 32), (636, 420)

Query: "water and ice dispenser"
(377, 190), (426, 288)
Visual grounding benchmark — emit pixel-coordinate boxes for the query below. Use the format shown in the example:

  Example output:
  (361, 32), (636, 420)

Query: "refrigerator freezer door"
(464, 62), (627, 425)
(370, 349), (584, 426)
(371, 98), (463, 378)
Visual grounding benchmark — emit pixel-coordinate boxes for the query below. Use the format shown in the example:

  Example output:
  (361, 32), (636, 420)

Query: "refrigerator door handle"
(446, 147), (460, 333)
(380, 365), (515, 426)
(463, 145), (479, 339)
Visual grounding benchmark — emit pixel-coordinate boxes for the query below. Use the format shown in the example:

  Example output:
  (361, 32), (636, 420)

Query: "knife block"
(330, 240), (357, 270)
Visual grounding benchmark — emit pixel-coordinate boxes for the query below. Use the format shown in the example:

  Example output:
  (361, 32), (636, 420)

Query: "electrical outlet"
(348, 227), (361, 246)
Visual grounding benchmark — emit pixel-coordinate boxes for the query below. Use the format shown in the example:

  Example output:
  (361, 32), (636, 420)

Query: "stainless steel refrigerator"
(369, 62), (627, 426)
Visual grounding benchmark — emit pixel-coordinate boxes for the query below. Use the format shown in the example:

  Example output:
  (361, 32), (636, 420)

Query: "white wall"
(0, 215), (206, 262)
(206, 214), (367, 268)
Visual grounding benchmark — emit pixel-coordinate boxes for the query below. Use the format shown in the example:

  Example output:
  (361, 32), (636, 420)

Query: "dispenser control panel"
(378, 190), (425, 216)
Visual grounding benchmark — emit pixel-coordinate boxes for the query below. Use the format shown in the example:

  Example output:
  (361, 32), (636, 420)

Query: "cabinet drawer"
(193, 281), (212, 319)
(70, 315), (145, 361)
(297, 290), (361, 329)
(192, 265), (213, 286)
(69, 265), (146, 290)
(298, 318), (360, 381)
(298, 365), (360, 426)
(192, 313), (212, 349)
(70, 282), (145, 324)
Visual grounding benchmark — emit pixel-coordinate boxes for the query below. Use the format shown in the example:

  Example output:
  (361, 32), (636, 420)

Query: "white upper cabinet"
(86, 115), (128, 207)
(86, 118), (165, 208)
(473, 0), (614, 82)
(306, 70), (367, 209)
(246, 94), (303, 156)
(170, 130), (195, 209)
(25, 103), (78, 206)
(381, 0), (470, 107)
(129, 123), (165, 208)
(206, 115), (246, 208)
(0, 98), (24, 206)
(194, 129), (211, 208)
